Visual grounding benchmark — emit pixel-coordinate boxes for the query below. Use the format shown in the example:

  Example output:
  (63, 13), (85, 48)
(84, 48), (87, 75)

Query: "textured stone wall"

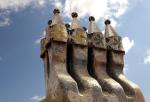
(40, 38), (144, 102)
(40, 9), (144, 102)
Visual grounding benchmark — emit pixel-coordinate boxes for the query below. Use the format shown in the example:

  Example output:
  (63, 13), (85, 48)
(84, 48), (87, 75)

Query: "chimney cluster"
(40, 9), (145, 102)
(43, 9), (123, 51)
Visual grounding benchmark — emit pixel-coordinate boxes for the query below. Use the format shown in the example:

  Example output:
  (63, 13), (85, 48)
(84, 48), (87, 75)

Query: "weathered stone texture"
(40, 39), (145, 102)
(40, 9), (144, 102)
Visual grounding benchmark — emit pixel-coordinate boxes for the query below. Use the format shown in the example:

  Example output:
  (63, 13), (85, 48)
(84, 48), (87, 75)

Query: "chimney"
(70, 12), (87, 45)
(88, 16), (105, 48)
(71, 12), (82, 29)
(52, 9), (63, 25)
(50, 9), (68, 42)
(40, 9), (145, 102)
(104, 19), (124, 51)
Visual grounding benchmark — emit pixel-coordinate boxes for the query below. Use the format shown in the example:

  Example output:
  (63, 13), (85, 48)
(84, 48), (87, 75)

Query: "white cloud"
(122, 37), (134, 53)
(35, 30), (46, 44)
(0, 9), (11, 27)
(38, 0), (46, 6)
(144, 50), (150, 64)
(52, 0), (63, 9)
(0, 0), (46, 10)
(35, 39), (42, 44)
(63, 0), (129, 25)
(109, 18), (117, 28)
(123, 64), (128, 75)
(108, 0), (129, 17)
(0, 0), (31, 11)
(64, 0), (107, 19)
(0, 17), (11, 27)
(0, 0), (130, 27)
(31, 95), (45, 102)
(0, 0), (48, 27)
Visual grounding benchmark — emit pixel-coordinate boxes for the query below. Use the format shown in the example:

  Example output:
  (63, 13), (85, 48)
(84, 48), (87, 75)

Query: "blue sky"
(0, 0), (150, 102)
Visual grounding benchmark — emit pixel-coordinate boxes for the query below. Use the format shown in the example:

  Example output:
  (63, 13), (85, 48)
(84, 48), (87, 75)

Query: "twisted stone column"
(44, 40), (80, 102)
(68, 42), (107, 102)
(92, 47), (129, 102)
(107, 50), (145, 102)
(87, 32), (127, 102)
